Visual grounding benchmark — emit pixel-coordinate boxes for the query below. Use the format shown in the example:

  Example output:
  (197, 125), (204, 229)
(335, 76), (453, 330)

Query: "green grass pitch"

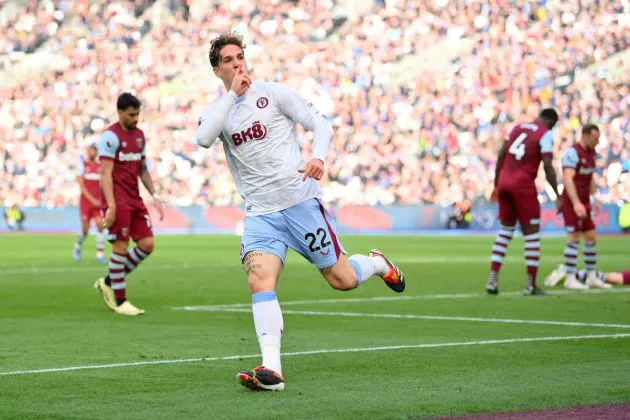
(0, 234), (629, 419)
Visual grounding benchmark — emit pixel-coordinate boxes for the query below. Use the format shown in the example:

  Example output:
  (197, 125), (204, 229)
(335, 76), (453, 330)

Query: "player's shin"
(73, 233), (86, 261)
(564, 241), (579, 274)
(75, 233), (86, 248)
(488, 225), (515, 288)
(252, 291), (283, 374)
(95, 231), (105, 259)
(124, 246), (150, 275)
(583, 240), (596, 272)
(109, 252), (127, 305)
(524, 233), (540, 289)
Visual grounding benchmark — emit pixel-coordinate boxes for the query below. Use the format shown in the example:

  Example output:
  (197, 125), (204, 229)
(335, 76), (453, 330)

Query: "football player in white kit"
(196, 32), (406, 391)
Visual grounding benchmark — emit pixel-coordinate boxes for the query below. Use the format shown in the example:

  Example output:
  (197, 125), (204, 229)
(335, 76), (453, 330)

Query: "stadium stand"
(0, 0), (628, 209)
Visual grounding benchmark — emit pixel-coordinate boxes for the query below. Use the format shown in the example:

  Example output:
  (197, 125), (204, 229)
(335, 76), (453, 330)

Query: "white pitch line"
(1, 255), (628, 275)
(1, 333), (629, 376)
(174, 287), (630, 311)
(177, 307), (630, 329)
(0, 262), (224, 275)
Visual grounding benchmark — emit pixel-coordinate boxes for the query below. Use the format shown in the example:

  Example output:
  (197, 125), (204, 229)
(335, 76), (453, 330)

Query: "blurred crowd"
(0, 0), (66, 58)
(0, 0), (628, 209)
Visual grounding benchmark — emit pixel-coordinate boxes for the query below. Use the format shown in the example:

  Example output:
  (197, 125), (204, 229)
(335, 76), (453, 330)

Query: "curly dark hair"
(117, 92), (140, 110)
(209, 32), (246, 67)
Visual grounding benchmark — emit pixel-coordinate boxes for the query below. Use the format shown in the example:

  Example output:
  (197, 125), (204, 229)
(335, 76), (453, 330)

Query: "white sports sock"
(95, 231), (105, 255)
(252, 291), (283, 374)
(370, 255), (388, 275)
(349, 254), (380, 285)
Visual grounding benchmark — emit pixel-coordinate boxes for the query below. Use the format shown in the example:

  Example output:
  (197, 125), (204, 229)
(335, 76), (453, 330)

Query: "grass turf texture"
(0, 234), (629, 419)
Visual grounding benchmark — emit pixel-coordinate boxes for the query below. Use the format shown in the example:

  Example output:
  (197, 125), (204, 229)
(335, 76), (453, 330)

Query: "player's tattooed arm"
(243, 251), (263, 273)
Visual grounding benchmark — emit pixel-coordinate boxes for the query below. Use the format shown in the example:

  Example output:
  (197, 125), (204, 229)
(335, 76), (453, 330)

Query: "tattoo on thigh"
(243, 252), (264, 273)
(244, 264), (263, 273)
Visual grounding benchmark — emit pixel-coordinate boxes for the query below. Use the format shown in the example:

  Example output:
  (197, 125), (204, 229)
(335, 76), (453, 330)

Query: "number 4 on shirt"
(509, 132), (527, 161)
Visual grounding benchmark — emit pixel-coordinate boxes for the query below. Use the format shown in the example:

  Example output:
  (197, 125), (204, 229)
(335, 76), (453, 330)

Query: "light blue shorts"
(240, 198), (346, 269)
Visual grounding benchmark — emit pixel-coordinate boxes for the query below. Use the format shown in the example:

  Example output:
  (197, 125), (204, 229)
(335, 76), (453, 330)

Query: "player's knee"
(585, 232), (596, 242)
(567, 232), (580, 242)
(138, 239), (154, 254)
(247, 268), (275, 293)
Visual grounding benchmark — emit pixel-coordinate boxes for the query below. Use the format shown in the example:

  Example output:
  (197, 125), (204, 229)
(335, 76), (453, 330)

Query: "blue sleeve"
(77, 160), (86, 176)
(562, 147), (579, 168)
(539, 130), (554, 154)
(99, 131), (119, 159)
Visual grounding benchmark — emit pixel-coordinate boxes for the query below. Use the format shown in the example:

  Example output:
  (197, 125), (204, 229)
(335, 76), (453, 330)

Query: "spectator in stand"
(4, 203), (26, 231)
(0, 1), (628, 210)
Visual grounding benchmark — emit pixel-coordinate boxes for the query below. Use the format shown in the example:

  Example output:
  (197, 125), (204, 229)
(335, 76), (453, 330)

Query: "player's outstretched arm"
(605, 272), (623, 285)
(196, 92), (238, 148)
(140, 161), (164, 221)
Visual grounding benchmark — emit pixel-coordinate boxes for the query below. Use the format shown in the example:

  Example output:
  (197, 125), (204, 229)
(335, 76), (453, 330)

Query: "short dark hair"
(582, 123), (599, 135)
(539, 108), (559, 127)
(117, 92), (140, 110)
(209, 31), (246, 67)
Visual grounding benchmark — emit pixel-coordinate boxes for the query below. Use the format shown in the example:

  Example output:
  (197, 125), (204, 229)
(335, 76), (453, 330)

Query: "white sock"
(370, 255), (388, 275)
(348, 254), (379, 285)
(252, 291), (283, 374)
(95, 232), (105, 256)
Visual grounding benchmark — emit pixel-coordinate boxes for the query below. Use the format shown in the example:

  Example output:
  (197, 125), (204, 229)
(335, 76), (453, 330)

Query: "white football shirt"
(196, 81), (332, 215)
